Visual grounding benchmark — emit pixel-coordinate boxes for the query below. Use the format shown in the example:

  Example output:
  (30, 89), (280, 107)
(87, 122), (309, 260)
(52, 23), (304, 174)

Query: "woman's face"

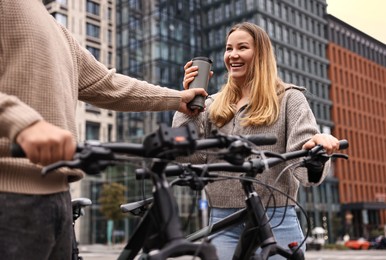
(224, 29), (255, 84)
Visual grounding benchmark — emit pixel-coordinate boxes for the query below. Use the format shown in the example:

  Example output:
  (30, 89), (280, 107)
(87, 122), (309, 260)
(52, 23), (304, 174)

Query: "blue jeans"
(209, 207), (305, 260)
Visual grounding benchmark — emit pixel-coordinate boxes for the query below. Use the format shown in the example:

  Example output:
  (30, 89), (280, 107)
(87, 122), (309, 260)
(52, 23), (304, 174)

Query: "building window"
(108, 52), (113, 66)
(267, 0), (273, 13)
(86, 46), (100, 60)
(224, 3), (231, 18)
(267, 19), (274, 37)
(107, 7), (112, 21)
(44, 0), (67, 6)
(86, 23), (100, 39)
(53, 13), (67, 27)
(85, 103), (101, 114)
(86, 121), (100, 140)
(108, 124), (113, 142)
(235, 0), (244, 15)
(108, 29), (113, 45)
(86, 0), (100, 16)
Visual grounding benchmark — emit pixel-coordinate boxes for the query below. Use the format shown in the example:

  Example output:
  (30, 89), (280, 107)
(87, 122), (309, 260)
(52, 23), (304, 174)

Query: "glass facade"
(115, 0), (201, 140)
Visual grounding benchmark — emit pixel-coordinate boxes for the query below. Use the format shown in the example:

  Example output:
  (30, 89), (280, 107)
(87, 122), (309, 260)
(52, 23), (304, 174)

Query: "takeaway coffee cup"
(187, 57), (212, 111)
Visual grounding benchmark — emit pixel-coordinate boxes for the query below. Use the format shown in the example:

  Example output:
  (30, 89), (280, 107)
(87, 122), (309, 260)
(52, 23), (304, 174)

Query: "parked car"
(344, 237), (371, 250)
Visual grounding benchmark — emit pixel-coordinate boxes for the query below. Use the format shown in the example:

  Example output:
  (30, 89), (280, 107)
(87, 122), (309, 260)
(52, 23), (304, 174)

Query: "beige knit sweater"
(0, 0), (182, 194)
(173, 85), (330, 208)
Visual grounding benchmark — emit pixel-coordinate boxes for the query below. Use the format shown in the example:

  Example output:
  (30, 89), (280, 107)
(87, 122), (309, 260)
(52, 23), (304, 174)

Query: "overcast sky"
(326, 0), (386, 44)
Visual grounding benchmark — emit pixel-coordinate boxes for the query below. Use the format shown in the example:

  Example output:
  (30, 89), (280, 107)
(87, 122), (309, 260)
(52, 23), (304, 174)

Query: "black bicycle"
(12, 123), (348, 259)
(122, 130), (349, 260)
(12, 123), (275, 259)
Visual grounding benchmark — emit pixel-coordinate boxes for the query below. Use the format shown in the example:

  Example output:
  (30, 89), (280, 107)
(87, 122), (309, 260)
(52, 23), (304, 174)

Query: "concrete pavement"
(79, 244), (386, 260)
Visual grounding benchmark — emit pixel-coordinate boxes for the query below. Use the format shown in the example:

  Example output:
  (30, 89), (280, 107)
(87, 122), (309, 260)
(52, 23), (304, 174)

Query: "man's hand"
(178, 88), (208, 116)
(302, 133), (340, 154)
(16, 120), (76, 166)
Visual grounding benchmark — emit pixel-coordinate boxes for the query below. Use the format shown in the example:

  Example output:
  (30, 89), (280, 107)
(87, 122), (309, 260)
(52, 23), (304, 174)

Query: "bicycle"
(12, 123), (280, 259)
(71, 197), (92, 260)
(12, 123), (348, 259)
(123, 132), (349, 259)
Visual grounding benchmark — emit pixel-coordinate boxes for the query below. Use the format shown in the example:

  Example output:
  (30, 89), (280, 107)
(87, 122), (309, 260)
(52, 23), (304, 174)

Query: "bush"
(323, 243), (349, 250)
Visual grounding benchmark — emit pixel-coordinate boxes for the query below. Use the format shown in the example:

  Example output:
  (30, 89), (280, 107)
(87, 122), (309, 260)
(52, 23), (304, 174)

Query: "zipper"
(232, 105), (247, 134)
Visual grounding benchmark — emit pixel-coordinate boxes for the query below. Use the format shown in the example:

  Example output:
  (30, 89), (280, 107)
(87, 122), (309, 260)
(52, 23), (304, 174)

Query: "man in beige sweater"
(0, 1), (206, 259)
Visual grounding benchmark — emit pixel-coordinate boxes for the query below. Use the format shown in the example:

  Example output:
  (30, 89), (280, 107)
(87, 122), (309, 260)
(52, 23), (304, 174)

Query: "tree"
(98, 182), (127, 245)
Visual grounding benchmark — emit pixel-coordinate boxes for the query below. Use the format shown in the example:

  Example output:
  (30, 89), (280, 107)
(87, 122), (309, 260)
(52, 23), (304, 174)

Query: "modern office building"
(326, 14), (386, 240)
(43, 0), (117, 244)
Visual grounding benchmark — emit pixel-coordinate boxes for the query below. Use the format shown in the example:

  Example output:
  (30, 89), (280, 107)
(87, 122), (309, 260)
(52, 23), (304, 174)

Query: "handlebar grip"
(338, 139), (349, 150)
(11, 143), (26, 157)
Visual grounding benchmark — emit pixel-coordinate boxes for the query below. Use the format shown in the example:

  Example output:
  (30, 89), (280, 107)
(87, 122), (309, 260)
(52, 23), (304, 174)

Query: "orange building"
(327, 15), (386, 239)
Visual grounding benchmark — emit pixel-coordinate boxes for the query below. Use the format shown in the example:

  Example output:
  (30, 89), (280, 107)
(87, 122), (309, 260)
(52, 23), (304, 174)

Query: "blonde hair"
(209, 22), (284, 127)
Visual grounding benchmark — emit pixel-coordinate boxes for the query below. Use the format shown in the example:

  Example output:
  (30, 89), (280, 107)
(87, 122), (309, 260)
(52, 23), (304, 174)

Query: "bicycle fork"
(233, 182), (304, 260)
(232, 192), (276, 260)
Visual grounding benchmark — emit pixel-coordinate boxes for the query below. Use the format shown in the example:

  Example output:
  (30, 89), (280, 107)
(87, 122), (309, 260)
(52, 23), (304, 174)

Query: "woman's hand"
(302, 133), (340, 154)
(182, 60), (214, 90)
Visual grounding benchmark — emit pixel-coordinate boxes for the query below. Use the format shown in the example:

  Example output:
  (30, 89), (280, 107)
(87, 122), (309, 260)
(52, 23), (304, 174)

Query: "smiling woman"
(172, 21), (341, 260)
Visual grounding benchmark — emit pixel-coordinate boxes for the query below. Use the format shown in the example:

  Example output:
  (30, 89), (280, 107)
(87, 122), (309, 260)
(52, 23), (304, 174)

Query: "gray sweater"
(172, 85), (329, 208)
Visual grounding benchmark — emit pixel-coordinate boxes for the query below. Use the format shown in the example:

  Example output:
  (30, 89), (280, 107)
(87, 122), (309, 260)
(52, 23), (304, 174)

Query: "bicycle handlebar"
(135, 139), (348, 180)
(10, 123), (278, 175)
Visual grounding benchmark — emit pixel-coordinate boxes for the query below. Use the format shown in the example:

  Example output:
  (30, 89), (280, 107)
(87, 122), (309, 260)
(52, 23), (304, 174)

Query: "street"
(79, 245), (386, 260)
(305, 250), (385, 259)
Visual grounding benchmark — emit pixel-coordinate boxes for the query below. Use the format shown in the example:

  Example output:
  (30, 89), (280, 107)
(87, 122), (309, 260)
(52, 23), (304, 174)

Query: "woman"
(172, 22), (340, 259)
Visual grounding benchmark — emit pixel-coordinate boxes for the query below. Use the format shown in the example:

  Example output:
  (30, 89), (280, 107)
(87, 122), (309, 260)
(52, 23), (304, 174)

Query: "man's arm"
(0, 93), (75, 165)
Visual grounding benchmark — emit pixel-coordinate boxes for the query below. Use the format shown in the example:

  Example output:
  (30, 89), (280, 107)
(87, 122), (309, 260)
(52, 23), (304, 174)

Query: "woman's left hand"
(302, 133), (340, 154)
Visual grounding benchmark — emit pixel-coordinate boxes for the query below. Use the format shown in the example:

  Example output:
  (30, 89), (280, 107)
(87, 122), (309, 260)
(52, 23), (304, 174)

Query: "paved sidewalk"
(78, 244), (206, 259)
(79, 243), (124, 252)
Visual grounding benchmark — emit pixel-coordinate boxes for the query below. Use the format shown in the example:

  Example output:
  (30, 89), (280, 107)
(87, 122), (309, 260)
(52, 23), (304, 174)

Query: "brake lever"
(331, 153), (349, 160)
(308, 144), (324, 156)
(41, 144), (116, 176)
(42, 159), (82, 176)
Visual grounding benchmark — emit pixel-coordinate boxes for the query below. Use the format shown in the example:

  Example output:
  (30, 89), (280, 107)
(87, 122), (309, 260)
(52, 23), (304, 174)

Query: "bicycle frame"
(117, 161), (218, 260)
(186, 182), (303, 260)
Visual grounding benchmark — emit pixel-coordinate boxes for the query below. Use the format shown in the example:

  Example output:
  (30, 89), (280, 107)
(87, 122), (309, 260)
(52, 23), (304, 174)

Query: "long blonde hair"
(209, 22), (284, 127)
